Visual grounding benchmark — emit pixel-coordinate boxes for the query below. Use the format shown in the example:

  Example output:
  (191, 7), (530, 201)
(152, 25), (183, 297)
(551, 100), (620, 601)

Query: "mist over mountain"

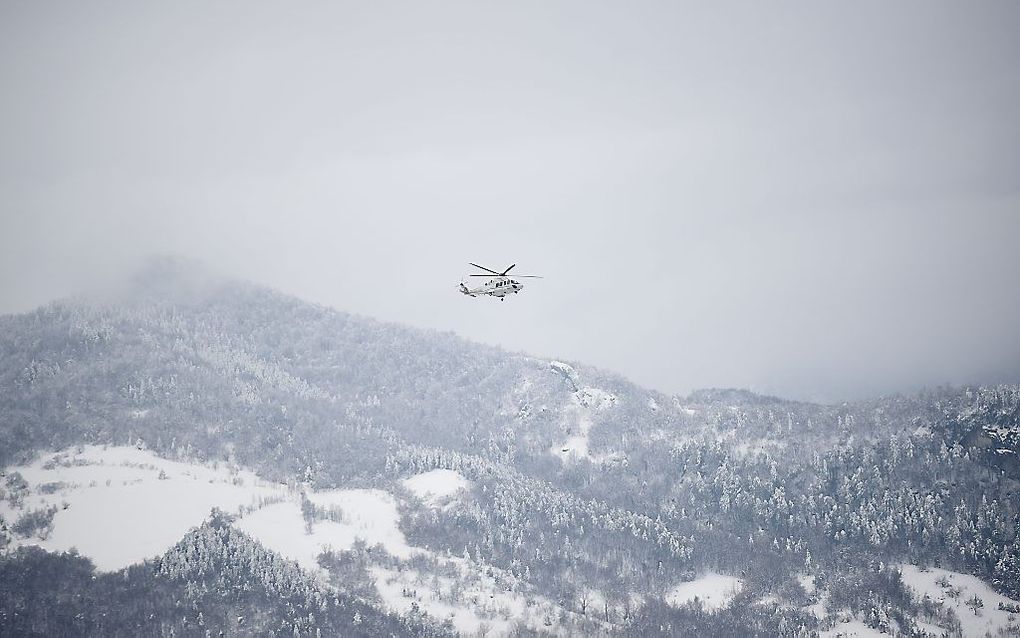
(2, 259), (1019, 637)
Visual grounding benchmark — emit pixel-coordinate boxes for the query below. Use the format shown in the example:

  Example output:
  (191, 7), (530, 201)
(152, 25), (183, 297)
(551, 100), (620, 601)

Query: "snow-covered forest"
(1, 263), (1019, 637)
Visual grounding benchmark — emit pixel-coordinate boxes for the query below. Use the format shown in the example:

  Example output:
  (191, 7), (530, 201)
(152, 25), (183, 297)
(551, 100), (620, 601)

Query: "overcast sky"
(2, 1), (1019, 402)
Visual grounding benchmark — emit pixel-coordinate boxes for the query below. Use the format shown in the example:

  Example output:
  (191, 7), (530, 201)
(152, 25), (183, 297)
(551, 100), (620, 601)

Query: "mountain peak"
(123, 255), (226, 301)
(62, 254), (235, 310)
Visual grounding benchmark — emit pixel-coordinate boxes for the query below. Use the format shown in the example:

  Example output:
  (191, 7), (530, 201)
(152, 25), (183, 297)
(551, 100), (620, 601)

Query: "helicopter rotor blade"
(500, 264), (517, 276)
(468, 263), (502, 275)
(469, 274), (543, 278)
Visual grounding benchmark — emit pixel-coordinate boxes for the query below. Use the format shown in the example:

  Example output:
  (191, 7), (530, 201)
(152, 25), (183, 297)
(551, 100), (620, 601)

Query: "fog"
(2, 1), (1019, 402)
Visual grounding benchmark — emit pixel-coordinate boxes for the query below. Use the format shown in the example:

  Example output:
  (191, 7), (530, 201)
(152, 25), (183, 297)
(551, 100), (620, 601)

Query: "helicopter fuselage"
(459, 277), (523, 299)
(459, 263), (540, 300)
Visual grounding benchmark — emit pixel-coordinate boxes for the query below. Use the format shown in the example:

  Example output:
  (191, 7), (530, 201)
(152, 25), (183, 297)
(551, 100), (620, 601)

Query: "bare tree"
(966, 594), (984, 616)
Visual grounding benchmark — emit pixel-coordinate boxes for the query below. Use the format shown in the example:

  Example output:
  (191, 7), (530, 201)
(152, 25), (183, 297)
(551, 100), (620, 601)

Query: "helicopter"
(458, 263), (542, 301)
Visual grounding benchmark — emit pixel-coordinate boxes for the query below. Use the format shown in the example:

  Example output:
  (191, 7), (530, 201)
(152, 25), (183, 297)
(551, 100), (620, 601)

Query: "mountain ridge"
(2, 258), (1019, 636)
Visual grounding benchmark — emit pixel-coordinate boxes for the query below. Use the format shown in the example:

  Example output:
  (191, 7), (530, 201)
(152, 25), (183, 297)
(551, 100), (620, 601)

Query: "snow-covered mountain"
(2, 259), (1018, 637)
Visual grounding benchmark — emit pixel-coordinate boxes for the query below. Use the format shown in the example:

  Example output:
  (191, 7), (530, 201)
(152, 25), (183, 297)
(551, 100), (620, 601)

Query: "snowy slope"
(898, 564), (1020, 637)
(1, 446), (594, 634)
(550, 386), (619, 461)
(665, 573), (743, 611)
(235, 495), (419, 572)
(0, 446), (286, 571)
(371, 556), (587, 635)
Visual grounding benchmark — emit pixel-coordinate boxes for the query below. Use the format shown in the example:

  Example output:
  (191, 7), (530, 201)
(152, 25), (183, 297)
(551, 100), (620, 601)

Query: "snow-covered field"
(1, 449), (586, 633)
(371, 556), (577, 635)
(402, 468), (470, 507)
(307, 488), (416, 558)
(0, 446), (421, 572)
(898, 564), (1020, 637)
(798, 564), (1020, 637)
(666, 573), (743, 610)
(11, 449), (1019, 637)
(242, 470), (585, 633)
(235, 491), (419, 572)
(0, 445), (287, 570)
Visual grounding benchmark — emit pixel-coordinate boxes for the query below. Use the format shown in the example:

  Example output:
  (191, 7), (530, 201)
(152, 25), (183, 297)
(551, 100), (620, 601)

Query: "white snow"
(0, 447), (419, 573)
(985, 425), (1016, 440)
(1, 447), (598, 633)
(798, 573), (817, 595)
(732, 440), (772, 458)
(372, 564), (519, 634)
(576, 387), (617, 411)
(0, 446), (286, 571)
(671, 396), (696, 414)
(236, 502), (354, 570)
(819, 620), (888, 637)
(805, 592), (829, 621)
(898, 564), (1020, 638)
(306, 488), (416, 559)
(232, 480), (591, 632)
(665, 573), (742, 611)
(549, 361), (575, 374)
(549, 361), (578, 387)
(371, 556), (596, 635)
(914, 619), (949, 636)
(230, 483), (597, 632)
(238, 488), (417, 568)
(798, 574), (831, 620)
(550, 387), (618, 461)
(402, 469), (470, 507)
